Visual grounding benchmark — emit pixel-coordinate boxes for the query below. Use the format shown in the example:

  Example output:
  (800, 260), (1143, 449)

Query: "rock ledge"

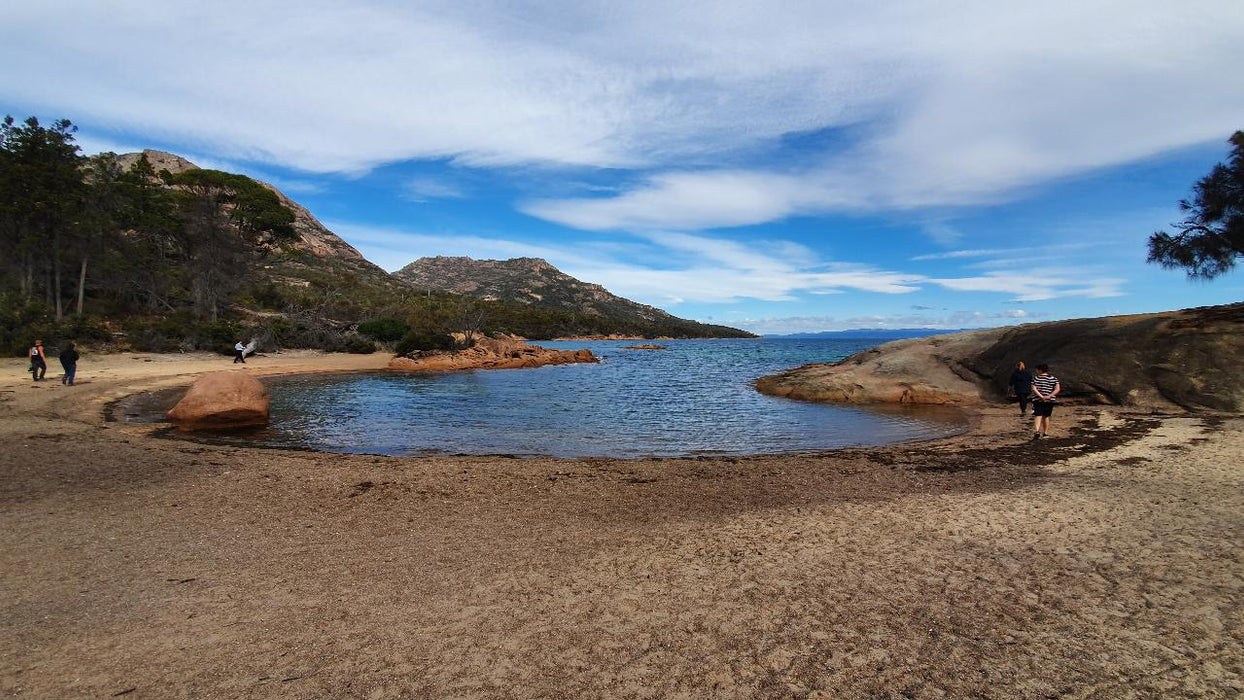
(388, 336), (597, 372)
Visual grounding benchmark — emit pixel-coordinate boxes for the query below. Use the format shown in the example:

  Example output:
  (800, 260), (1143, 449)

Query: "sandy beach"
(1, 352), (1241, 698)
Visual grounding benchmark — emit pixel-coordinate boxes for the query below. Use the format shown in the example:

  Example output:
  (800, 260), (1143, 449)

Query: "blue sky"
(3, 1), (1242, 334)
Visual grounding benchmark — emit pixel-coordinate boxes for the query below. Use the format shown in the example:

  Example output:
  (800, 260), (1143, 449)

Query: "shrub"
(345, 338), (376, 354)
(357, 318), (409, 342)
(0, 294), (112, 356)
(395, 328), (455, 355)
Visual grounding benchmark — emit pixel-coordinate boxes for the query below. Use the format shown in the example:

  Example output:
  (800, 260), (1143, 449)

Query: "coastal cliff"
(388, 335), (597, 372)
(756, 303), (1244, 412)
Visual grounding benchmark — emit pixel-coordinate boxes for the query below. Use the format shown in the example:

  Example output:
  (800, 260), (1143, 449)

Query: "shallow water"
(164, 338), (964, 458)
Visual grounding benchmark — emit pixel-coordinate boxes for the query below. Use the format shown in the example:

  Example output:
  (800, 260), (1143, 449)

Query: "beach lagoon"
(177, 338), (962, 458)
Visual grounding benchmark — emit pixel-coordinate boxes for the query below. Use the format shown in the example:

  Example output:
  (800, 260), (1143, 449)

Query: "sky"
(3, 1), (1242, 334)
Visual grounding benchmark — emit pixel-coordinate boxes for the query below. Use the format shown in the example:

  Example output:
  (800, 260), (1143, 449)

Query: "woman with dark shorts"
(1030, 363), (1060, 439)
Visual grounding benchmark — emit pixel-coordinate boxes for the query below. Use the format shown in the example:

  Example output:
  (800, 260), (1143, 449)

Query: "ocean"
(229, 338), (964, 458)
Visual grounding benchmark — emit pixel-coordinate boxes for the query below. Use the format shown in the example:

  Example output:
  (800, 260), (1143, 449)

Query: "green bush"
(395, 328), (455, 355)
(0, 293), (112, 356)
(345, 338), (376, 354)
(119, 314), (241, 353)
(357, 318), (409, 342)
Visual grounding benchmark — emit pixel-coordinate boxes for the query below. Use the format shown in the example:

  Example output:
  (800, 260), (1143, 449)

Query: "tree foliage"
(165, 168), (296, 320)
(0, 116), (86, 317)
(1148, 131), (1244, 279)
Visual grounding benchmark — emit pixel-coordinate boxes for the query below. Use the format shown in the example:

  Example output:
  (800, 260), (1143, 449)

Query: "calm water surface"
(214, 338), (963, 458)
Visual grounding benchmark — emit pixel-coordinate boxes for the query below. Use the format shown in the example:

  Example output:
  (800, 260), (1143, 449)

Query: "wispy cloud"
(911, 241), (1110, 263)
(738, 309), (1049, 335)
(332, 218), (1130, 305)
(4, 1), (1238, 224)
(404, 177), (466, 202)
(327, 221), (925, 304)
(931, 270), (1126, 302)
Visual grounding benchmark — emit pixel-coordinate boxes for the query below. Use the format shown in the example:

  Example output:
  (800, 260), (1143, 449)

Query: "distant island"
(764, 328), (975, 340)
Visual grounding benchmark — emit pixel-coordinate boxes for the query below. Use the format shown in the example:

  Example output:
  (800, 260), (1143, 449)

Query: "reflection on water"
(127, 338), (965, 458)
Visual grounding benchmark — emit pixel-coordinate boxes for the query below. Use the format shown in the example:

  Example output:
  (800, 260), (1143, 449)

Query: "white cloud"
(931, 270), (1126, 302)
(404, 177), (465, 202)
(3, 0), (1237, 226)
(737, 309), (1046, 335)
(333, 218), (1127, 306)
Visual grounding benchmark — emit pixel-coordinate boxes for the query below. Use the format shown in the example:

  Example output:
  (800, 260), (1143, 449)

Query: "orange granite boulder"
(166, 371), (270, 429)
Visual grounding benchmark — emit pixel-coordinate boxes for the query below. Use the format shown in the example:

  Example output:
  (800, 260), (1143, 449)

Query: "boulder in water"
(167, 371), (270, 429)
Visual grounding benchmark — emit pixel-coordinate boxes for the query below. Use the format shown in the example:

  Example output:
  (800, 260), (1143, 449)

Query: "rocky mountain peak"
(393, 255), (671, 321)
(115, 149), (199, 175)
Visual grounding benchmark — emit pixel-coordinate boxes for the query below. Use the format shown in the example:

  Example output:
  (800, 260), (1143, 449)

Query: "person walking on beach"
(29, 340), (47, 381)
(234, 340), (247, 364)
(1030, 363), (1061, 440)
(59, 342), (79, 386)
(1009, 361), (1033, 416)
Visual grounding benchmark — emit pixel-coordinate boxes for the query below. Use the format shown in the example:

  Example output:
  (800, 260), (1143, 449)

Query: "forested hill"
(0, 116), (750, 356)
(115, 150), (400, 291)
(394, 256), (754, 338)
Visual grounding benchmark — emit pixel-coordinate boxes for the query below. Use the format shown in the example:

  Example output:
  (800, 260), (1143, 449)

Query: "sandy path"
(1, 354), (1241, 698)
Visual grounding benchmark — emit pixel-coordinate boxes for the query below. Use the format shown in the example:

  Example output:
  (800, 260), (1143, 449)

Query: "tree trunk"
(76, 255), (88, 316)
(54, 253), (63, 320)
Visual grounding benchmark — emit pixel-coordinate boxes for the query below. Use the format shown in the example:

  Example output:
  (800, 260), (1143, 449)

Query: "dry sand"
(1, 352), (1241, 698)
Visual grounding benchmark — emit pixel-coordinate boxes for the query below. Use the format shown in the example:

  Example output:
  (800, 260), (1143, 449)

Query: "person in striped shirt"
(1030, 364), (1061, 439)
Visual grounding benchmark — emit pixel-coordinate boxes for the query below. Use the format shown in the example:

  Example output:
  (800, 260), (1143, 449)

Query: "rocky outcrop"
(625, 344), (667, 350)
(756, 304), (1244, 412)
(166, 371), (270, 429)
(388, 336), (597, 372)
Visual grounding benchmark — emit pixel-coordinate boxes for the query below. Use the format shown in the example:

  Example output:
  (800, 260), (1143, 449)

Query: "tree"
(166, 169), (296, 320)
(0, 116), (86, 317)
(1148, 131), (1244, 279)
(110, 153), (181, 312)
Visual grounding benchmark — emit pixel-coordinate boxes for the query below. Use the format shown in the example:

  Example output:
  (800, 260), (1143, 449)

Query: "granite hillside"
(394, 255), (754, 338)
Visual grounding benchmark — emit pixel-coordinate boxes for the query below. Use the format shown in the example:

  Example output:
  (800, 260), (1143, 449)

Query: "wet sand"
(1, 352), (1241, 698)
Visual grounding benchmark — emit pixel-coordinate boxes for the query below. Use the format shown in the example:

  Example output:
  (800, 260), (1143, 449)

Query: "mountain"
(116, 150), (401, 292)
(107, 152), (751, 340)
(394, 256), (754, 338)
(765, 328), (976, 340)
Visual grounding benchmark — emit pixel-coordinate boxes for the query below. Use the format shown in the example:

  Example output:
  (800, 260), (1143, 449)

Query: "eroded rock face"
(388, 336), (598, 372)
(166, 371), (270, 429)
(756, 303), (1244, 412)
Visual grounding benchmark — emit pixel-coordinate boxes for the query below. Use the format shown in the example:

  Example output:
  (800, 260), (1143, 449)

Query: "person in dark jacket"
(1009, 360), (1033, 416)
(59, 342), (80, 386)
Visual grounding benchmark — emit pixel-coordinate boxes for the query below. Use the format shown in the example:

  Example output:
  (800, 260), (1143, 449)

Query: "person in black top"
(60, 342), (80, 386)
(29, 340), (47, 381)
(1009, 361), (1033, 416)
